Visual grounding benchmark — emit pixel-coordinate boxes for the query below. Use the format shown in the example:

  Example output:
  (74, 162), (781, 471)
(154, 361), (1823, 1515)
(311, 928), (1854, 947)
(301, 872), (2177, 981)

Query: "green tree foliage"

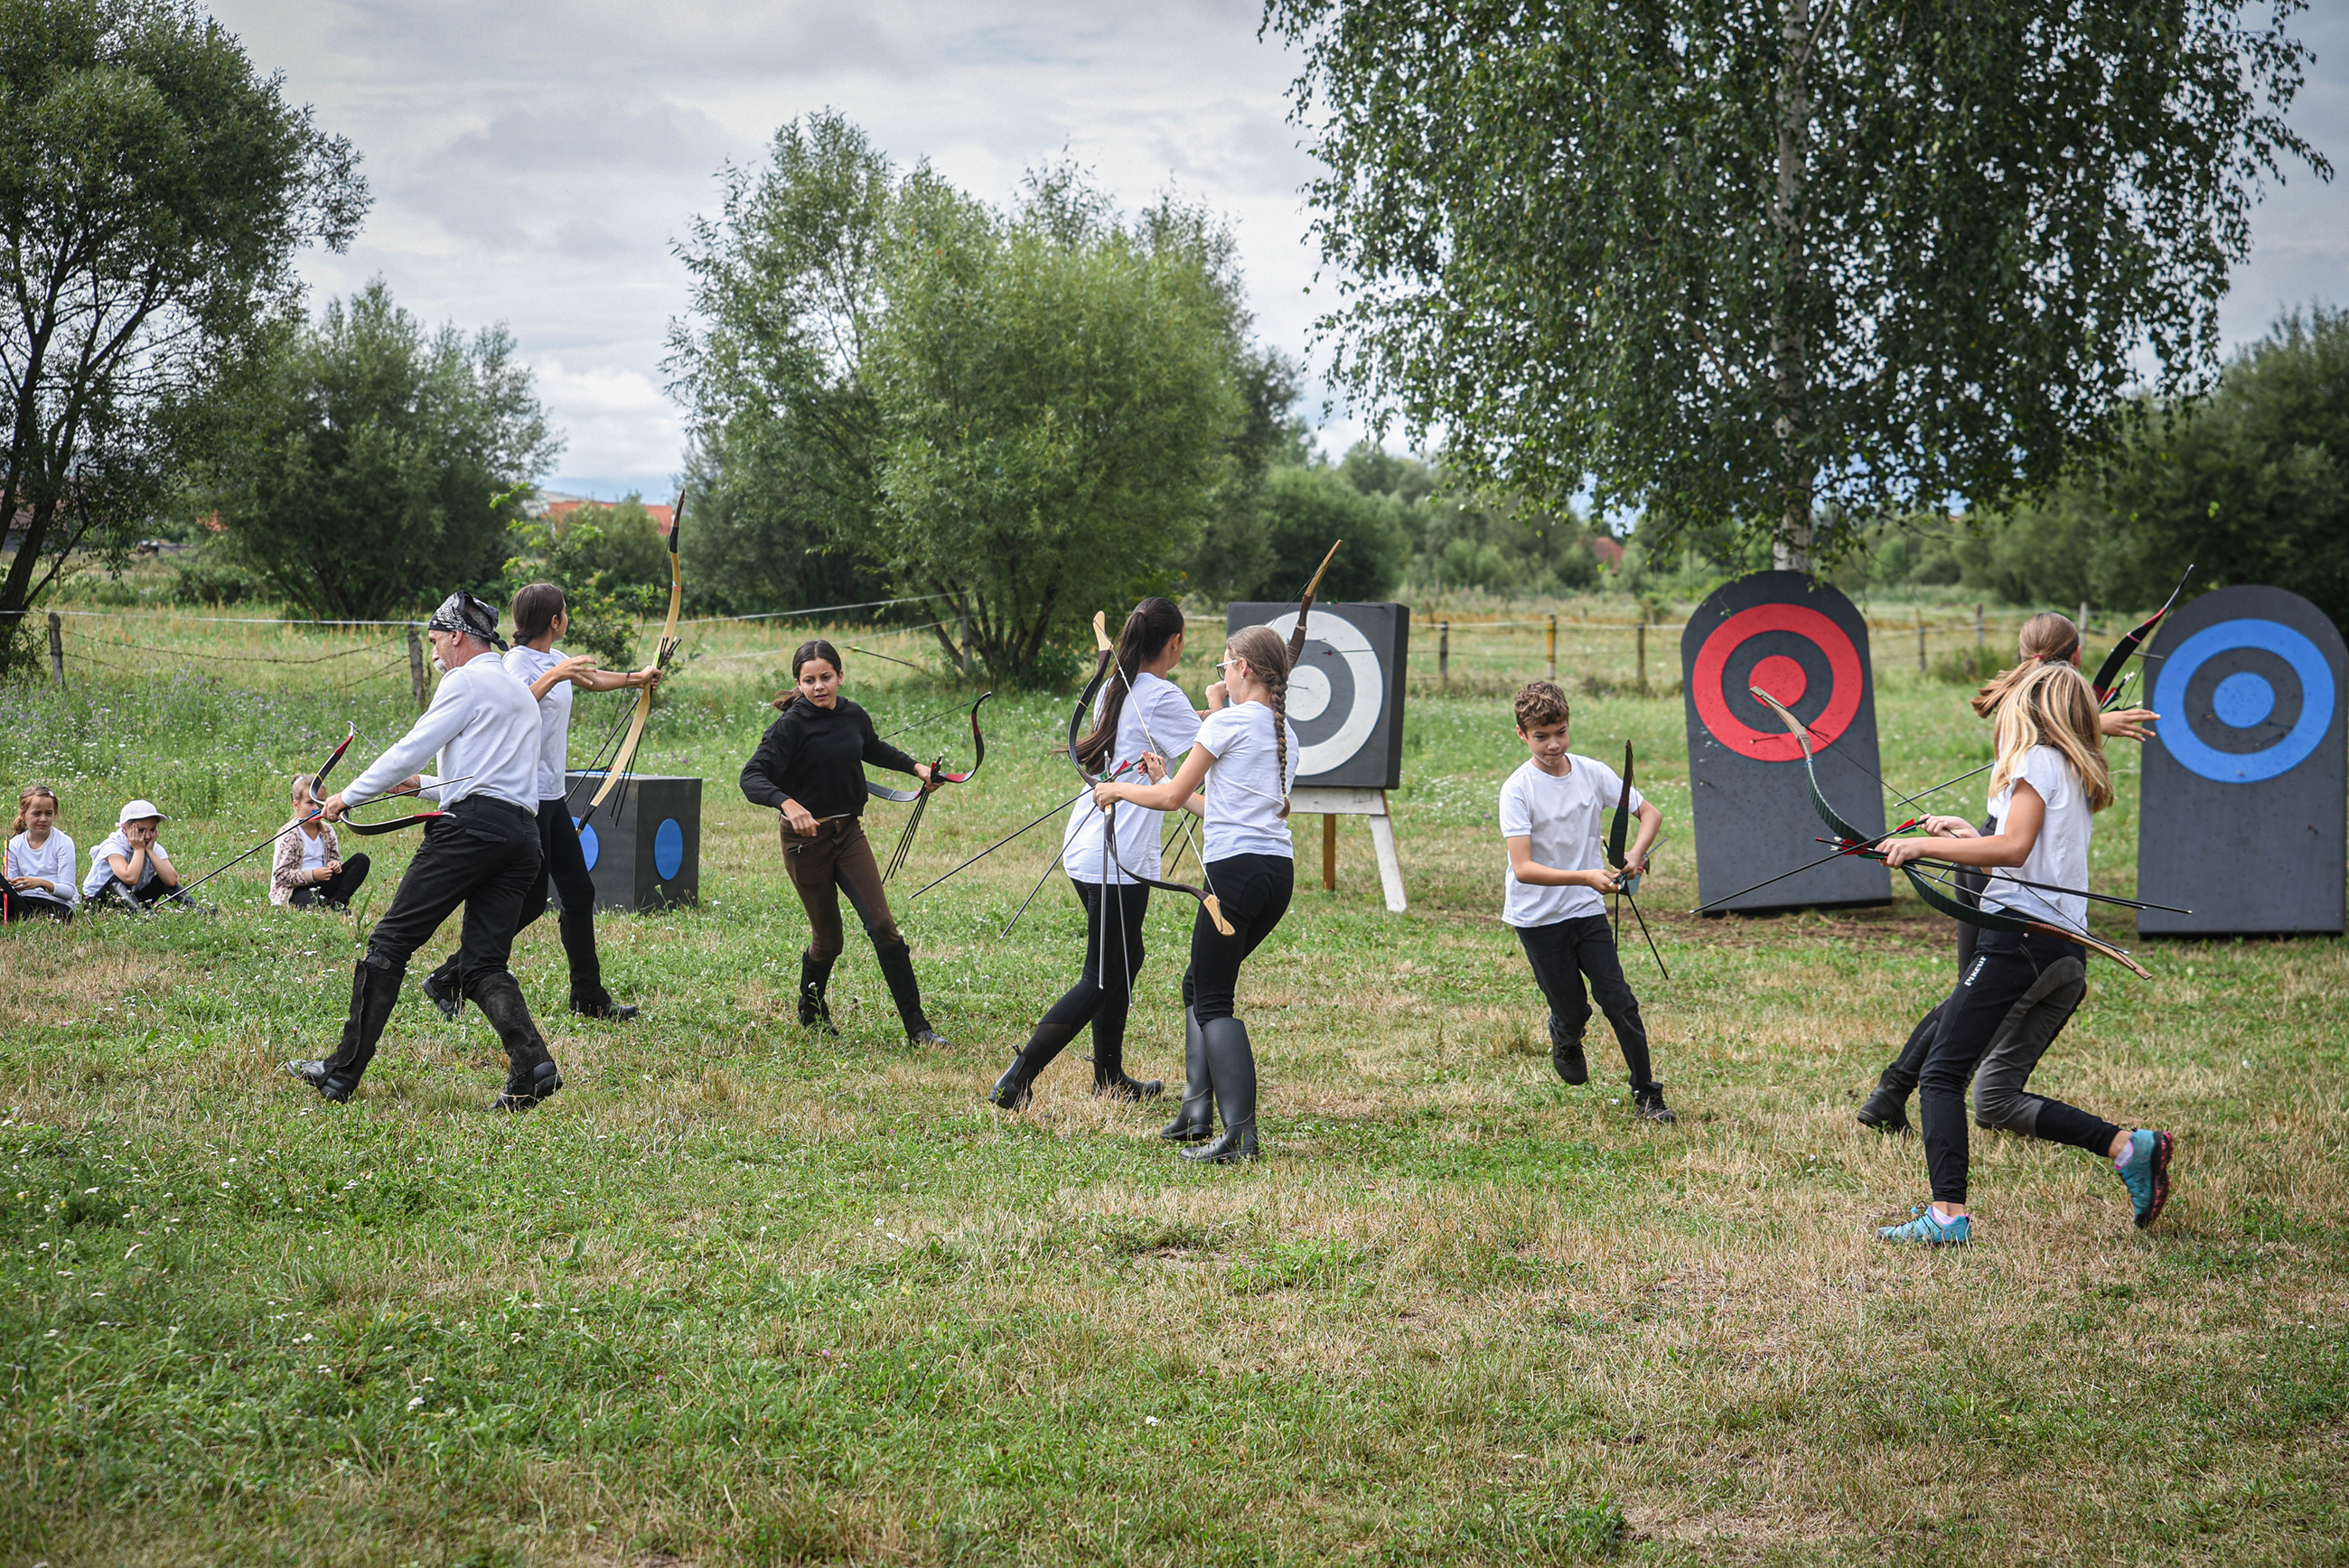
(203, 280), (559, 621)
(1330, 443), (1601, 599)
(671, 116), (1270, 682)
(1265, 0), (2327, 571)
(1256, 464), (1408, 602)
(502, 495), (671, 667)
(0, 0), (366, 670)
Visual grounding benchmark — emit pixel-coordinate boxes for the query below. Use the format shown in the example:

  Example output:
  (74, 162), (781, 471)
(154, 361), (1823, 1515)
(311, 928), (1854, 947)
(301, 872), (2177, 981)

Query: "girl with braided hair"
(1091, 623), (1298, 1162)
(992, 598), (1202, 1110)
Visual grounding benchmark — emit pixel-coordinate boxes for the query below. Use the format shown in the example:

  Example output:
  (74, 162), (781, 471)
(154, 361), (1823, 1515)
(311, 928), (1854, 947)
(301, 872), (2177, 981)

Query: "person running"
(1875, 657), (2174, 1244)
(416, 583), (659, 1022)
(738, 639), (949, 1046)
(1498, 681), (1673, 1123)
(285, 589), (563, 1111)
(81, 800), (201, 913)
(1090, 622), (1299, 1162)
(992, 597), (1203, 1110)
(269, 773), (371, 910)
(4, 785), (77, 923)
(1856, 613), (2158, 1134)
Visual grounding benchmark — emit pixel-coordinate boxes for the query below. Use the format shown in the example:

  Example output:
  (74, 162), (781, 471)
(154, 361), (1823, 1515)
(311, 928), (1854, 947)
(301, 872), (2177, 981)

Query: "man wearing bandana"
(285, 590), (564, 1110)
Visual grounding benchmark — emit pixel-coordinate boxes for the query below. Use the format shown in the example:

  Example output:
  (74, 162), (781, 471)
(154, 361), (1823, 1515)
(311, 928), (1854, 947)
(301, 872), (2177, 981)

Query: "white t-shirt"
(1984, 745), (2092, 932)
(1195, 702), (1300, 863)
(6, 830), (78, 906)
(1498, 755), (1642, 928)
(505, 643), (575, 801)
(82, 827), (168, 899)
(295, 826), (331, 875)
(1062, 671), (1204, 882)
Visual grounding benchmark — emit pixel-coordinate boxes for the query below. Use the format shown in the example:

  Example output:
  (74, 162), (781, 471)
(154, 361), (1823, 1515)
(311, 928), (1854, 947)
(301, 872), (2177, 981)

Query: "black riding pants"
(1181, 854), (1293, 1023)
(363, 798), (544, 1003)
(1515, 913), (1656, 1091)
(429, 800), (606, 1007)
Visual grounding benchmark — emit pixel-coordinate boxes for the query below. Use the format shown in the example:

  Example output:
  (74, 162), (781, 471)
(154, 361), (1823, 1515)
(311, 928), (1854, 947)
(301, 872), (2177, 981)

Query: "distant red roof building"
(1589, 537), (1624, 569)
(541, 497), (674, 536)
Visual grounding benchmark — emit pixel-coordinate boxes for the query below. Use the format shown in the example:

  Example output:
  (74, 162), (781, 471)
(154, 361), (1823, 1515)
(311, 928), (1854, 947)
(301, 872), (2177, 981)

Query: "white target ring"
(1259, 610), (1383, 777)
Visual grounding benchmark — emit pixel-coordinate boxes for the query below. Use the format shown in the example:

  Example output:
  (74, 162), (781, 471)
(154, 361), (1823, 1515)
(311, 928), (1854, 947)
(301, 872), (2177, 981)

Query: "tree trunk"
(1770, 0), (1816, 574)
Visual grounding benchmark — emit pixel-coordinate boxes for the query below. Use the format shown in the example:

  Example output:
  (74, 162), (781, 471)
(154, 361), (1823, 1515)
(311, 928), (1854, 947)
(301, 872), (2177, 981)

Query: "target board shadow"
(1681, 572), (1892, 913)
(2136, 584), (2344, 936)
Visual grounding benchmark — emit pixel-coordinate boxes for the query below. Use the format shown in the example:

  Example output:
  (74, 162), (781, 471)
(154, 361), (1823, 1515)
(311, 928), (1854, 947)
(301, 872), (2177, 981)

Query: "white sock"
(2113, 1134), (2138, 1169)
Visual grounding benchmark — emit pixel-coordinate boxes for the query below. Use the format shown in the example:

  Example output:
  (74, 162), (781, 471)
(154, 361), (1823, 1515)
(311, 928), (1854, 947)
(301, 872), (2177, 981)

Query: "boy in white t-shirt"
(1499, 682), (1673, 1122)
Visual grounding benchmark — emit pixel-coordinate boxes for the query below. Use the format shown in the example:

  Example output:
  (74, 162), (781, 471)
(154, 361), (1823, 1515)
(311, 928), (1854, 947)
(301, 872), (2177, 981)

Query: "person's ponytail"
(1972, 611), (2081, 719)
(1075, 597), (1187, 772)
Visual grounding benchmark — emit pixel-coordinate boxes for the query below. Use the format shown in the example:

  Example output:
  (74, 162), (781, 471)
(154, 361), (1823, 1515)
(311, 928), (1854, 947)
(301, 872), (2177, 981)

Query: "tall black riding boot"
(474, 975), (562, 1112)
(420, 952), (463, 1021)
(991, 1020), (1077, 1110)
(797, 953), (838, 1035)
(1179, 1016), (1258, 1163)
(1159, 1008), (1212, 1142)
(875, 938), (948, 1046)
(285, 958), (403, 1102)
(1858, 1001), (1942, 1134)
(560, 904), (635, 1019)
(1090, 1033), (1163, 1103)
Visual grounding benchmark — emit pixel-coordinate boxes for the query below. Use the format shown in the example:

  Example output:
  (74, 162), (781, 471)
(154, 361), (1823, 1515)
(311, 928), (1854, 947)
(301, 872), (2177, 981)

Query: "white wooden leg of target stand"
(1290, 787), (1408, 913)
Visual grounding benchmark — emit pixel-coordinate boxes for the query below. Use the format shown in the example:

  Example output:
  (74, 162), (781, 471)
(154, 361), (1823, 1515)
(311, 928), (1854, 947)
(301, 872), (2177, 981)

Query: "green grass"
(2, 606), (2344, 1566)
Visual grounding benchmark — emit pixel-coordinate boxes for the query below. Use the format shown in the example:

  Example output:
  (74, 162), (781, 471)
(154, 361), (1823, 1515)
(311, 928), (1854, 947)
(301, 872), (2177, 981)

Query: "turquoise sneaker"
(2113, 1129), (2174, 1228)
(1876, 1206), (1971, 1245)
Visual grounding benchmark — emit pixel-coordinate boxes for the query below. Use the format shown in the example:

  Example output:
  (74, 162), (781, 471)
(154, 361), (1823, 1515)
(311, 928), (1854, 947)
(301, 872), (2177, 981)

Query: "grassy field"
(1, 598), (2343, 1566)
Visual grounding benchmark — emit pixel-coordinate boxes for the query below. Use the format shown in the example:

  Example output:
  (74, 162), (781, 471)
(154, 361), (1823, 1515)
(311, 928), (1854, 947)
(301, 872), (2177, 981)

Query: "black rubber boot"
(797, 953), (838, 1035)
(1549, 1014), (1589, 1086)
(1858, 1002), (1941, 1134)
(291, 958), (403, 1102)
(992, 1021), (1077, 1110)
(474, 975), (562, 1112)
(1091, 1036), (1161, 1101)
(1180, 1017), (1258, 1163)
(1159, 1008), (1212, 1142)
(420, 955), (463, 1021)
(875, 939), (947, 1046)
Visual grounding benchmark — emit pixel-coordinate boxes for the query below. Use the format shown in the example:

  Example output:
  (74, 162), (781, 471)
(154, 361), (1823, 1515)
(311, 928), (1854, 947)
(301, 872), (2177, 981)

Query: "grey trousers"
(1876, 953), (2088, 1134)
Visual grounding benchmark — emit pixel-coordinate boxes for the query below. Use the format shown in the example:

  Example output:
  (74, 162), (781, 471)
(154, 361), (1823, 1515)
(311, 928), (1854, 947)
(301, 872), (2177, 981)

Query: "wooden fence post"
(47, 612), (63, 687)
(1975, 603), (1985, 649)
(1438, 621), (1449, 691)
(1916, 609), (1927, 673)
(1546, 613), (1557, 684)
(1635, 622), (1647, 691)
(407, 628), (430, 710)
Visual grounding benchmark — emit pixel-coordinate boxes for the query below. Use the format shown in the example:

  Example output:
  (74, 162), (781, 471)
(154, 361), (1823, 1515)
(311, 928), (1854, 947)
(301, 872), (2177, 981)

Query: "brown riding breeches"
(781, 816), (902, 962)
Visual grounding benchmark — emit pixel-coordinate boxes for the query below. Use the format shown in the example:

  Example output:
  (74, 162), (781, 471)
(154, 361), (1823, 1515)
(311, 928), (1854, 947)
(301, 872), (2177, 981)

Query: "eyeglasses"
(1214, 658), (1243, 674)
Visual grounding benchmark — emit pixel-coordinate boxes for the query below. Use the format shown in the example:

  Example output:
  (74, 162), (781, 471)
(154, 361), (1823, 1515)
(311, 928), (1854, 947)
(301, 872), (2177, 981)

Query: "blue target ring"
(653, 817), (684, 881)
(576, 817), (600, 870)
(2154, 619), (2335, 784)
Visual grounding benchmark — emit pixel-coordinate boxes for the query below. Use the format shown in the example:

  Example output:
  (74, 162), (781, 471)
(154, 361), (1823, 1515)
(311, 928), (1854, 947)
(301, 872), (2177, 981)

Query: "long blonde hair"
(1224, 624), (1296, 817)
(1987, 659), (2112, 812)
(1971, 611), (2081, 718)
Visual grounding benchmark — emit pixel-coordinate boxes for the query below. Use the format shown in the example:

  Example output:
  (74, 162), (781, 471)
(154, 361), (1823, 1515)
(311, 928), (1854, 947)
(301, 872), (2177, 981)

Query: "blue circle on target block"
(653, 817), (684, 880)
(2154, 620), (2335, 783)
(575, 817), (599, 871)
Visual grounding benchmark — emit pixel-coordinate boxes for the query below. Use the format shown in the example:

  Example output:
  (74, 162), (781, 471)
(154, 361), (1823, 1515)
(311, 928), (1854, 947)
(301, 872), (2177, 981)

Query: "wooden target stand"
(1292, 786), (1408, 912)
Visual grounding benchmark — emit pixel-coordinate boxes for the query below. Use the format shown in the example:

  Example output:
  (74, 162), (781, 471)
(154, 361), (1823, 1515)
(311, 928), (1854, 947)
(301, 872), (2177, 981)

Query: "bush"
(172, 554), (258, 606)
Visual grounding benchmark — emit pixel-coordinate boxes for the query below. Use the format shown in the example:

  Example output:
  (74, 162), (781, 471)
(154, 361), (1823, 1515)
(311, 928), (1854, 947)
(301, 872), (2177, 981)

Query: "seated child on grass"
(1499, 681), (1674, 1124)
(270, 772), (371, 910)
(4, 785), (78, 923)
(81, 799), (201, 913)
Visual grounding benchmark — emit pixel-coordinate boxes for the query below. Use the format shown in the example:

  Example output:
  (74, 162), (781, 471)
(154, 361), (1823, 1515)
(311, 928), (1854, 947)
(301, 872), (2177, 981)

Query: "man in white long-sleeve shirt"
(285, 589), (564, 1110)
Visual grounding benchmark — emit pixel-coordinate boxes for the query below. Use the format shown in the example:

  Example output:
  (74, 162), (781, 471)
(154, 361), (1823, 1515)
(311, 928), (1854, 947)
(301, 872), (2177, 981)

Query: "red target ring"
(1691, 603), (1865, 761)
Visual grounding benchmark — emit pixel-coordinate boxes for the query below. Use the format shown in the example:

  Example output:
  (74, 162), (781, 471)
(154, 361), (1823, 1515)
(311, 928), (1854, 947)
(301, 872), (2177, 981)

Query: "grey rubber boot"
(1179, 1016), (1259, 1164)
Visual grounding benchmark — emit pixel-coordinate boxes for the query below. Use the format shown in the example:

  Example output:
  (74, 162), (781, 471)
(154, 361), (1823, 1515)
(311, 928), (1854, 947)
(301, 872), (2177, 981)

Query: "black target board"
(1224, 602), (1408, 789)
(2136, 585), (2344, 936)
(1682, 571), (1891, 912)
(563, 772), (701, 913)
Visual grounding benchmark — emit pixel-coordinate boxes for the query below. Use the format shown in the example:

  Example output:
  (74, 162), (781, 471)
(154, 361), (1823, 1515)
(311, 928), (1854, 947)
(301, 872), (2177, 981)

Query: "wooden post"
(1975, 603), (1985, 649)
(1323, 812), (1337, 892)
(2078, 600), (2090, 635)
(1546, 613), (1557, 684)
(1438, 621), (1449, 691)
(1635, 622), (1647, 691)
(407, 627), (430, 710)
(1915, 609), (1927, 673)
(46, 612), (63, 687)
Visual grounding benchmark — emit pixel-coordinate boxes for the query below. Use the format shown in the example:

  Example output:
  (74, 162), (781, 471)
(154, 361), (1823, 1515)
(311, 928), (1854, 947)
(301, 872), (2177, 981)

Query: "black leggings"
(1515, 913), (1657, 1091)
(1919, 929), (2120, 1205)
(288, 853), (372, 909)
(2, 891), (72, 924)
(1182, 854), (1293, 1023)
(1033, 881), (1151, 1070)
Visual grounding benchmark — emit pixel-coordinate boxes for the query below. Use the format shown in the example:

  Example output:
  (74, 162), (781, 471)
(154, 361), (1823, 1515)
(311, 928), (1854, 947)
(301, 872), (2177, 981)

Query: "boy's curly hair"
(1514, 681), (1570, 731)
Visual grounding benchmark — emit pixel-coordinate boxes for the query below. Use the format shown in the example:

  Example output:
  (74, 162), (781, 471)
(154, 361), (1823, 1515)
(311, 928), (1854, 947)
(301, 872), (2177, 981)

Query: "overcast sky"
(209, 0), (2346, 503)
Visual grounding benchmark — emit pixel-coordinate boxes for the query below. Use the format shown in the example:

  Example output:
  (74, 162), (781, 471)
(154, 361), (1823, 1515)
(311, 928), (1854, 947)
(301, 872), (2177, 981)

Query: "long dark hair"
(1074, 598), (1187, 771)
(772, 639), (845, 712)
(511, 582), (567, 647)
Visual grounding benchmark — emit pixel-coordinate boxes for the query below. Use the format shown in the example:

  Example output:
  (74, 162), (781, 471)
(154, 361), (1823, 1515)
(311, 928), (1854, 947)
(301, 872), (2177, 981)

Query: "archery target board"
(1682, 571), (1892, 912)
(563, 772), (701, 913)
(1224, 602), (1409, 790)
(2136, 585), (2344, 936)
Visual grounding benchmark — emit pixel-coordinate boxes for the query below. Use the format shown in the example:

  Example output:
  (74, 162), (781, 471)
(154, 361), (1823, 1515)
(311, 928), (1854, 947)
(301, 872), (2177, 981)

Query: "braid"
(1272, 681), (1290, 817)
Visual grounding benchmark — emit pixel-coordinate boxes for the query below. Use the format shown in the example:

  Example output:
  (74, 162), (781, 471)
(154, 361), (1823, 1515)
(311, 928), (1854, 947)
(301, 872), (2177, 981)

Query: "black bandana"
(426, 590), (507, 649)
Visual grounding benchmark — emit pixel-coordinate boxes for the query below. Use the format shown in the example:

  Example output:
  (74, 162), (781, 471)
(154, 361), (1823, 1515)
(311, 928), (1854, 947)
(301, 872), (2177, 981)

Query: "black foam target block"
(561, 773), (701, 913)
(1681, 571), (1892, 912)
(1223, 602), (1409, 789)
(2135, 585), (2344, 936)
